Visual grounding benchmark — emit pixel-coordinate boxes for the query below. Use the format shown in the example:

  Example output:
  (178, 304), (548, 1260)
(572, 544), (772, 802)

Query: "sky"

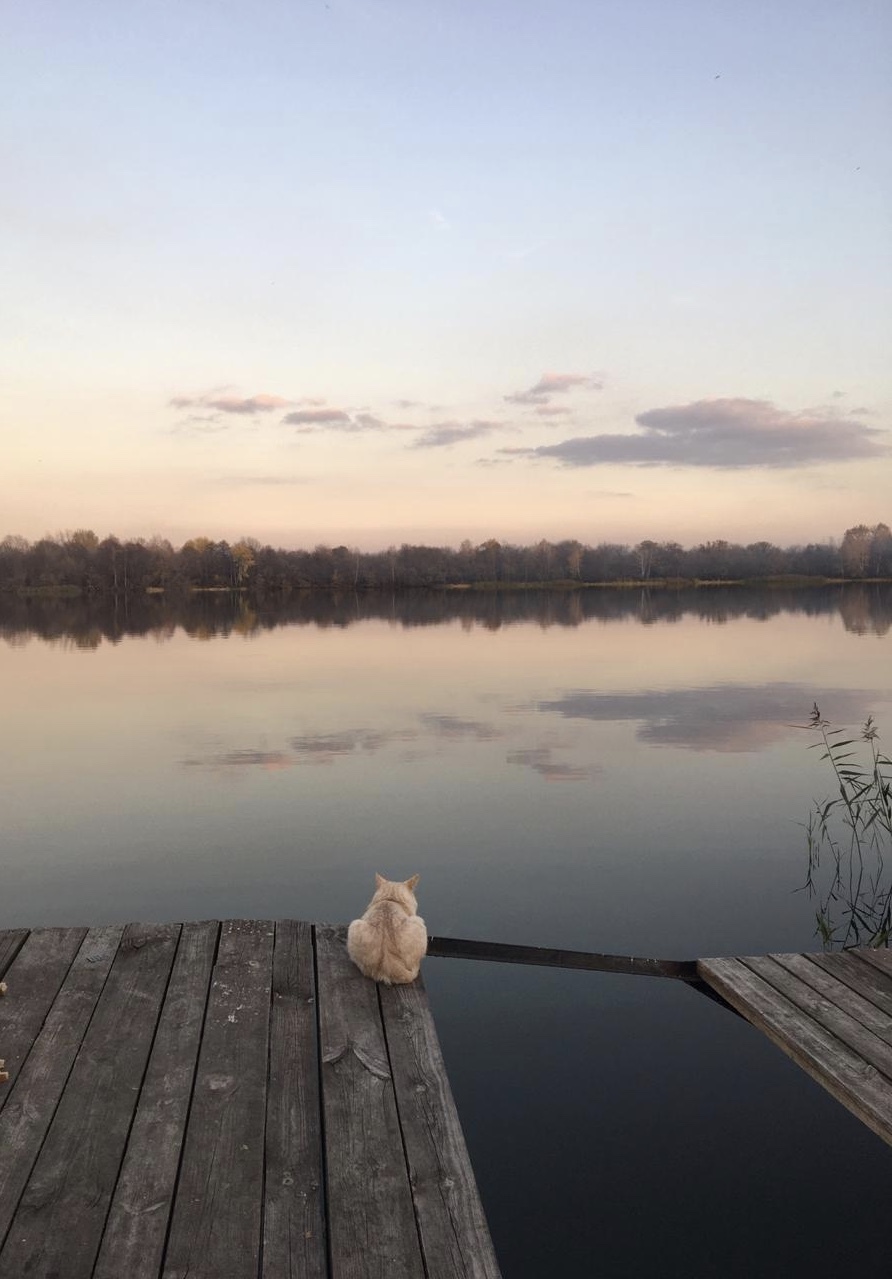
(2, 0), (890, 551)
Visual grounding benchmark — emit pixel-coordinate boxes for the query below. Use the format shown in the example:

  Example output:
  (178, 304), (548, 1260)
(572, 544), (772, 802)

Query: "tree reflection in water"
(2, 582), (892, 650)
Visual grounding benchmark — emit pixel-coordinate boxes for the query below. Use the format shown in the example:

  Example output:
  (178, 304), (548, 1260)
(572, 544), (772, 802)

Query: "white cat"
(347, 873), (427, 984)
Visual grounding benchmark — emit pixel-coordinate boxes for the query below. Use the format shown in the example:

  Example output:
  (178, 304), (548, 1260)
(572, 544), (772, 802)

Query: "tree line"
(1, 523), (890, 594)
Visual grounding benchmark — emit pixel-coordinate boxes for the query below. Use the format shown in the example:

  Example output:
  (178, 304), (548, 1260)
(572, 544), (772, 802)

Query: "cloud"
(429, 208), (451, 231)
(523, 398), (889, 470)
(535, 405), (571, 418)
(505, 372), (603, 406)
(284, 408), (353, 427)
(412, 420), (503, 449)
(289, 728), (416, 764)
(420, 713), (502, 740)
(536, 683), (872, 753)
(283, 407), (393, 434)
(184, 750), (296, 771)
(506, 747), (596, 782)
(171, 392), (291, 414)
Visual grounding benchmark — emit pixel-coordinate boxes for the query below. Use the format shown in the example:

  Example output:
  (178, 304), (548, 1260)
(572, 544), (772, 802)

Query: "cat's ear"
(405, 874), (420, 891)
(375, 872), (386, 888)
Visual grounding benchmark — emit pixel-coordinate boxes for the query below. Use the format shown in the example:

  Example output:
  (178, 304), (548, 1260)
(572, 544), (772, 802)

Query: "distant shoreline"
(6, 576), (892, 600)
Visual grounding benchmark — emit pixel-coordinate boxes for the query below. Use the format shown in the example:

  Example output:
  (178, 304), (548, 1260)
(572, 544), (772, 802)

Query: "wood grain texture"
(316, 922), (424, 1279)
(698, 956), (892, 1146)
(806, 951), (892, 1020)
(858, 948), (892, 980)
(0, 927), (87, 1116)
(0, 929), (29, 981)
(93, 920), (219, 1279)
(0, 917), (504, 1276)
(162, 919), (275, 1279)
(0, 923), (178, 1277)
(0, 926), (124, 1252)
(263, 919), (327, 1279)
(770, 953), (892, 1048)
(744, 955), (892, 1080)
(380, 976), (502, 1279)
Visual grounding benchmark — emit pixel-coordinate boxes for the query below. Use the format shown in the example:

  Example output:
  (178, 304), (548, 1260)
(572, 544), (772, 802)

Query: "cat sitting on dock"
(347, 873), (427, 984)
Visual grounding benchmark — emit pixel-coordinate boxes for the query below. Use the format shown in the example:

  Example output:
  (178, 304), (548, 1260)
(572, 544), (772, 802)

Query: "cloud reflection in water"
(537, 683), (875, 753)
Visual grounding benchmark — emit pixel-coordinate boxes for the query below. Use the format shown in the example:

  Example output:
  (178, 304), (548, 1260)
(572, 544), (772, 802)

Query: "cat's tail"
(378, 957), (420, 985)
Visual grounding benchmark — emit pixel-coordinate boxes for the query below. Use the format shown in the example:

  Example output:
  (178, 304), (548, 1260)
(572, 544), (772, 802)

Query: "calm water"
(3, 585), (891, 1276)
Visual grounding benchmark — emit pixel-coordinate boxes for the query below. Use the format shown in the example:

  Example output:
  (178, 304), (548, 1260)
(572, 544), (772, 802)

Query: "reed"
(802, 704), (892, 948)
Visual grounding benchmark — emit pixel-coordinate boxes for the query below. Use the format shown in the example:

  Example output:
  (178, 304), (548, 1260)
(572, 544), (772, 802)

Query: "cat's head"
(374, 871), (420, 912)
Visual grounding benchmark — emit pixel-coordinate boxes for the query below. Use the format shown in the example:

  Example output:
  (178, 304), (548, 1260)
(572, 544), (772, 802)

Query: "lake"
(3, 584), (891, 1276)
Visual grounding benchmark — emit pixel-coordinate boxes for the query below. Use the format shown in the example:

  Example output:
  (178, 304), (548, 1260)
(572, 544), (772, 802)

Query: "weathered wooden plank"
(0, 923), (178, 1277)
(315, 923), (425, 1279)
(0, 929), (29, 981)
(92, 921), (219, 1279)
(806, 951), (892, 1020)
(162, 919), (275, 1279)
(428, 934), (697, 980)
(262, 919), (327, 1279)
(698, 957), (892, 1146)
(380, 976), (502, 1279)
(858, 948), (892, 980)
(0, 926), (124, 1252)
(0, 927), (87, 1115)
(744, 955), (892, 1081)
(770, 953), (892, 1048)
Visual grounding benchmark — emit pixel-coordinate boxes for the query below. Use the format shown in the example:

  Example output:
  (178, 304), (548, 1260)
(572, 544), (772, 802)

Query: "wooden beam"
(744, 955), (892, 1081)
(0, 930), (29, 982)
(0, 928), (87, 1118)
(427, 934), (698, 980)
(698, 956), (892, 1147)
(379, 977), (502, 1279)
(805, 951), (892, 1020)
(0, 923), (179, 1277)
(162, 919), (275, 1279)
(0, 927), (124, 1254)
(93, 920), (219, 1279)
(769, 953), (892, 1050)
(859, 948), (892, 980)
(263, 919), (327, 1279)
(315, 922), (425, 1279)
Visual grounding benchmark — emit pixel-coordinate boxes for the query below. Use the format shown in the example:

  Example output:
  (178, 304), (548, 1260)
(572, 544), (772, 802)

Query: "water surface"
(3, 585), (891, 1275)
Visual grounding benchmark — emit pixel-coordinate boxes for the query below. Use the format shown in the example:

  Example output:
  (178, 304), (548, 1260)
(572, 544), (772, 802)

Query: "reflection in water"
(419, 713), (502, 741)
(184, 715), (595, 783)
(4, 582), (892, 1277)
(803, 709), (892, 949)
(538, 684), (873, 753)
(2, 582), (892, 647)
(506, 748), (596, 782)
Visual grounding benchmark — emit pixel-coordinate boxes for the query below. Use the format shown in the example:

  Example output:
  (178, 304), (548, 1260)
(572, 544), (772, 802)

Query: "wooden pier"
(698, 948), (892, 1147)
(0, 921), (501, 1279)
(3, 920), (891, 1279)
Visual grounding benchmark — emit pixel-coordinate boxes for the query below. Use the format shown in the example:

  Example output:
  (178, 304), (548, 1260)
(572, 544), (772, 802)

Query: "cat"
(347, 873), (427, 984)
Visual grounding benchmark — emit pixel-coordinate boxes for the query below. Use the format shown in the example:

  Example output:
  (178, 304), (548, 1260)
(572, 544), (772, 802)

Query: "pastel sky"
(3, 0), (890, 550)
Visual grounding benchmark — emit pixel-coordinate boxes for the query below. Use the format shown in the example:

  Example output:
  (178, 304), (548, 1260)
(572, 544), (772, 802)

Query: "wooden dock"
(0, 920), (501, 1279)
(698, 948), (892, 1147)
